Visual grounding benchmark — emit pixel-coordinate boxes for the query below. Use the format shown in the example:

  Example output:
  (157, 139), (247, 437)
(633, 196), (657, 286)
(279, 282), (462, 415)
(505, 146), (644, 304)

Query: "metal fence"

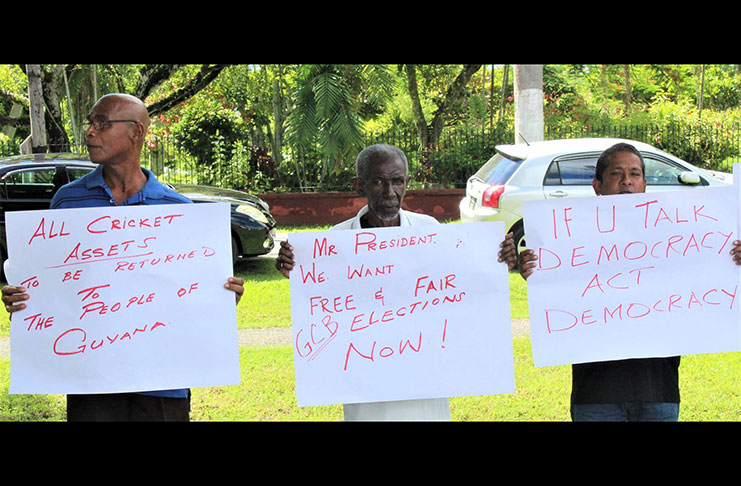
(2, 121), (739, 192)
(544, 123), (741, 172)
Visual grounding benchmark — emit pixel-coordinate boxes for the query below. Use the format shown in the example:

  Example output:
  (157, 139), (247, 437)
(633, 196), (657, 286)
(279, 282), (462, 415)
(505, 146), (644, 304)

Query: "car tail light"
(481, 184), (505, 208)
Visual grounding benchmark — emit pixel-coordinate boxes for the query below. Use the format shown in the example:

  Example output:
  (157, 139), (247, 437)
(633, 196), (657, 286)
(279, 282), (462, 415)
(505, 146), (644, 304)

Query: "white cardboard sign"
(523, 186), (741, 367)
(5, 203), (241, 394)
(288, 221), (515, 407)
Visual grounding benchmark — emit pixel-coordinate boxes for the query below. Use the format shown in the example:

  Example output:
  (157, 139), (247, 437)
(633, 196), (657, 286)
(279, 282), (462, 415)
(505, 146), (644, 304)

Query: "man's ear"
(130, 122), (146, 144)
(591, 178), (601, 196)
(351, 177), (365, 196)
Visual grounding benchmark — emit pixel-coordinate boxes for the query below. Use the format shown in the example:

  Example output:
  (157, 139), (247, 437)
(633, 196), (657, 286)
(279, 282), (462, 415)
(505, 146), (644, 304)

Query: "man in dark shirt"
(518, 142), (741, 421)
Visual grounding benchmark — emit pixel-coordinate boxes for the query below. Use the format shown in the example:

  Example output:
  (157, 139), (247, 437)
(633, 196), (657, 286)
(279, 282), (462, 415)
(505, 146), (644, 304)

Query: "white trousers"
(343, 398), (450, 421)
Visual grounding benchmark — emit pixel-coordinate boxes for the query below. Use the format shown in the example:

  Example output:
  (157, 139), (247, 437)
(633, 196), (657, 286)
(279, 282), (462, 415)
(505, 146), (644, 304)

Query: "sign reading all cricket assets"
(523, 185), (741, 367)
(5, 203), (241, 394)
(288, 221), (515, 407)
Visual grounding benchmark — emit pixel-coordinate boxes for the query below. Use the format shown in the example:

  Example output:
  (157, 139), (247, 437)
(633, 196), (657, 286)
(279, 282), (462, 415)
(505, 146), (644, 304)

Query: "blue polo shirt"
(51, 164), (192, 209)
(51, 164), (193, 399)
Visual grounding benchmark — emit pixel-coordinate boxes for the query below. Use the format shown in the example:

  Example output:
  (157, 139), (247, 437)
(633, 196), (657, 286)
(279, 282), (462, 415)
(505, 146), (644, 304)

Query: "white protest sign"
(523, 186), (741, 368)
(5, 203), (240, 394)
(288, 221), (515, 407)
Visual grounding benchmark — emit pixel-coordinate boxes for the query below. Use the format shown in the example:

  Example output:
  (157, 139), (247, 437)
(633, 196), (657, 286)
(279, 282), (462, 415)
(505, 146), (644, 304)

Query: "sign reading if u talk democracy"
(4, 203), (241, 395)
(523, 184), (741, 368)
(288, 221), (515, 407)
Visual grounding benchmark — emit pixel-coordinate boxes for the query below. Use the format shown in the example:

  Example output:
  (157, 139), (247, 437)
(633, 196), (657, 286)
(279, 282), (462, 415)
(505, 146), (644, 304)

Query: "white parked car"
(459, 138), (733, 254)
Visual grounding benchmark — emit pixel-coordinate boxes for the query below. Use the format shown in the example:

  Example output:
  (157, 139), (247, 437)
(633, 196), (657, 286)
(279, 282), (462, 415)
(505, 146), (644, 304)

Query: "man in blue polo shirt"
(2, 93), (245, 421)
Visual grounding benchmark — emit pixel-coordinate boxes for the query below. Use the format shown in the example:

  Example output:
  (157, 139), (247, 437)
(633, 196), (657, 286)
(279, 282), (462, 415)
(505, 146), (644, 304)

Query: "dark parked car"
(166, 183), (276, 261)
(0, 153), (276, 274)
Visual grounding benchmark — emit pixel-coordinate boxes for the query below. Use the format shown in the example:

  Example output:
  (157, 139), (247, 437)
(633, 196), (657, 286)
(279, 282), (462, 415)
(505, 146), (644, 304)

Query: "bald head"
(93, 93), (151, 133)
(85, 93), (151, 166)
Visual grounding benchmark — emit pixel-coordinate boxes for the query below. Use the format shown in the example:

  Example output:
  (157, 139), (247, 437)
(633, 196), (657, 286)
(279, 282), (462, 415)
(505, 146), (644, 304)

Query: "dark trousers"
(66, 393), (190, 422)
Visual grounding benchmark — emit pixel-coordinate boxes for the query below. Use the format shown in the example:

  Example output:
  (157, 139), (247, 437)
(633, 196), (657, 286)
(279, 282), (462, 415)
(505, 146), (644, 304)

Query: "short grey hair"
(355, 144), (409, 180)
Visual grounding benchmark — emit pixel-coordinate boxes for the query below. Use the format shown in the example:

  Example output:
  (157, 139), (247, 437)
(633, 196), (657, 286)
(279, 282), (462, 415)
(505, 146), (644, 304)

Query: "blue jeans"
(570, 402), (679, 422)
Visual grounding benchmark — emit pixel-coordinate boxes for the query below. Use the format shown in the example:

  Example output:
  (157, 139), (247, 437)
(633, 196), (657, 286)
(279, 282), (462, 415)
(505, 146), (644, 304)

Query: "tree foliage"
(2, 64), (740, 191)
(284, 64), (394, 172)
(0, 64), (228, 151)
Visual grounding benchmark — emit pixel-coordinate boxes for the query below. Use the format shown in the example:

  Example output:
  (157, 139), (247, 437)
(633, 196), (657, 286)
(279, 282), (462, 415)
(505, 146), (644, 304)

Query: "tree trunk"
(134, 64), (184, 101)
(698, 64), (706, 112)
(26, 64), (47, 153)
(271, 65), (285, 166)
(498, 64), (509, 125)
(428, 64), (481, 145)
(405, 64), (429, 149)
(623, 64), (631, 114)
(405, 64), (482, 150)
(63, 68), (80, 151)
(40, 67), (71, 152)
(146, 65), (228, 116)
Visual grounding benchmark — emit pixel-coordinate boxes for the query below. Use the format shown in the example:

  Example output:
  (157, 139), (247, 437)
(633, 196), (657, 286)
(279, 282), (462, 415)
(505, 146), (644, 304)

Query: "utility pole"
(513, 65), (544, 144)
(25, 64), (47, 154)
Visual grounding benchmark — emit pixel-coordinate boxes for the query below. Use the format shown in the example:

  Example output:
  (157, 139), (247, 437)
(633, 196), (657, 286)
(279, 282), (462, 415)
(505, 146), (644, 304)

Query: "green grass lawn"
(1, 224), (741, 421)
(3, 338), (741, 421)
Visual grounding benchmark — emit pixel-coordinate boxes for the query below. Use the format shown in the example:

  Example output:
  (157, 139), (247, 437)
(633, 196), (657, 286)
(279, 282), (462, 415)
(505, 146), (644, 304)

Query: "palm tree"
(285, 64), (395, 188)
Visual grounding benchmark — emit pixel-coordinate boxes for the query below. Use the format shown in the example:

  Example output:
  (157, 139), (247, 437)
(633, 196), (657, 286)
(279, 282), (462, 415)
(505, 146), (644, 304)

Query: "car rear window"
(473, 153), (521, 184)
(545, 158), (598, 185)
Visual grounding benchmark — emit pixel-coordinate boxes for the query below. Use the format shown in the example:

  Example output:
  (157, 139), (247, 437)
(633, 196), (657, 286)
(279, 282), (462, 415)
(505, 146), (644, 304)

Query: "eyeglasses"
(84, 119), (139, 131)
